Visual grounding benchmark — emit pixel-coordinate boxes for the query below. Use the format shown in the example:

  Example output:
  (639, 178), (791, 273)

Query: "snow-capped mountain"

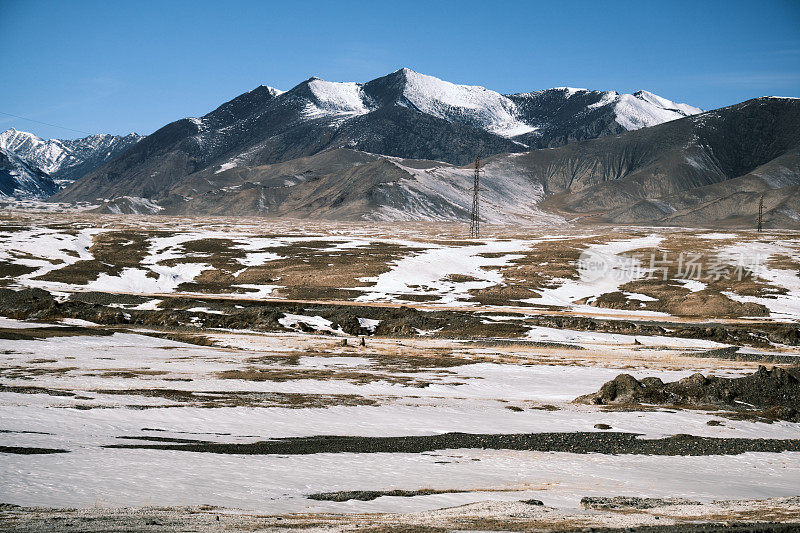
(300, 69), (700, 139)
(55, 68), (703, 204)
(0, 147), (58, 199)
(0, 128), (142, 188)
(297, 69), (700, 141)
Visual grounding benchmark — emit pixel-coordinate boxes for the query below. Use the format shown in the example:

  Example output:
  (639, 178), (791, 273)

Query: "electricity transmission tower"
(469, 156), (483, 238)
(757, 194), (764, 232)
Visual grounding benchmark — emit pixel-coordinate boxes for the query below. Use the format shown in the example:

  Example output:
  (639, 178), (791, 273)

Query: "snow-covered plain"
(2, 219), (799, 519)
(5, 448), (799, 514)
(0, 226), (102, 282)
(1, 322), (799, 513)
(525, 325), (727, 349)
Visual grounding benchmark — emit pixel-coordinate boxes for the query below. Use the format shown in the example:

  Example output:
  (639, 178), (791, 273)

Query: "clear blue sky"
(1, 0), (798, 139)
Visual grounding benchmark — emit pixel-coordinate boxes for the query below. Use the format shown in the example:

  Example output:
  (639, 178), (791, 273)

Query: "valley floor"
(0, 212), (799, 531)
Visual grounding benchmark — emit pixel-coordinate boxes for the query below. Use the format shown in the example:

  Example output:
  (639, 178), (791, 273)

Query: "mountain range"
(0, 128), (142, 199)
(49, 68), (700, 205)
(4, 69), (798, 228)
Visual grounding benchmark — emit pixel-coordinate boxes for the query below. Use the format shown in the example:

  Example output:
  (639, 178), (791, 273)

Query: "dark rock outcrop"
(575, 366), (800, 421)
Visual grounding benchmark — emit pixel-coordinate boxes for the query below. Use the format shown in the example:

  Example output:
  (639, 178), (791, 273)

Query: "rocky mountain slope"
(102, 147), (561, 223)
(0, 147), (59, 199)
(532, 96), (800, 228)
(54, 69), (700, 204)
(0, 128), (141, 197)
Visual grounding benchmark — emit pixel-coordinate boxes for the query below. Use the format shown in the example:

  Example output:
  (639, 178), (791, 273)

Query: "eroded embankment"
(2, 287), (799, 348)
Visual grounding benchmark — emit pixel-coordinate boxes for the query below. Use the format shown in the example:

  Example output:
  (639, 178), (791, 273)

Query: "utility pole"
(469, 156), (483, 239)
(757, 194), (764, 232)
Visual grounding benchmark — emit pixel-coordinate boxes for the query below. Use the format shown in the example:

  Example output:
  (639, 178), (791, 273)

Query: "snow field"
(1, 318), (799, 513)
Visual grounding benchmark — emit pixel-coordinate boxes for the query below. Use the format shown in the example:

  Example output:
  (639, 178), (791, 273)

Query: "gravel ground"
(2, 496), (800, 532)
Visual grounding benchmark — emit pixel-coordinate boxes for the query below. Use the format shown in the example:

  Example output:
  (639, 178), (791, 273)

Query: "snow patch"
(278, 313), (345, 335)
(357, 317), (381, 332)
(356, 239), (529, 306)
(305, 79), (371, 117)
(523, 235), (664, 308)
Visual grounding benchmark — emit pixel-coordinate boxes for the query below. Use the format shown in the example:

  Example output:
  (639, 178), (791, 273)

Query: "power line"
(0, 111), (93, 136)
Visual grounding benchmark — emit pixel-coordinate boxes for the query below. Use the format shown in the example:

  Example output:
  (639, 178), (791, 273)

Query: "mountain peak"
(385, 69), (537, 137)
(1, 128), (41, 142)
(551, 87), (588, 96)
(252, 84), (284, 96)
(303, 78), (371, 118)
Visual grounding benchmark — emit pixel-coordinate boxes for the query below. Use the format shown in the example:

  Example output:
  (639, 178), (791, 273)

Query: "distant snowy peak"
(616, 91), (702, 130)
(394, 68), (536, 137)
(0, 128), (142, 181)
(584, 89), (701, 130)
(0, 147), (58, 199)
(514, 86), (702, 132)
(0, 128), (70, 175)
